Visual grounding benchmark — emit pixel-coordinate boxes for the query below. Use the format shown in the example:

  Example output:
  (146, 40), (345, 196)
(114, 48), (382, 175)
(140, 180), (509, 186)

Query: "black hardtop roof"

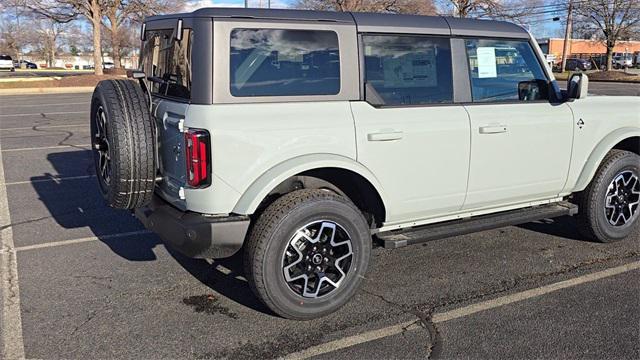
(146, 7), (529, 39)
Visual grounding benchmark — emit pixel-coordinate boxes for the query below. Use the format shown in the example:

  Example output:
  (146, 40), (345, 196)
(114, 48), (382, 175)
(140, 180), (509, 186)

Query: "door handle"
(479, 125), (508, 134)
(367, 131), (403, 141)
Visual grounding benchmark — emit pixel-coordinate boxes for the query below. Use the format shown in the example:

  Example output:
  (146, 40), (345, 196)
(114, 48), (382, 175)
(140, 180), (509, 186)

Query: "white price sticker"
(477, 47), (497, 78)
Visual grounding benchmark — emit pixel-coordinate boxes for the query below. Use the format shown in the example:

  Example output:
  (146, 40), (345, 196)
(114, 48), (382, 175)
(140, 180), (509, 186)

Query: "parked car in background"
(613, 54), (633, 69)
(0, 55), (15, 71)
(103, 62), (115, 69)
(633, 52), (640, 68)
(13, 60), (38, 69)
(564, 58), (592, 71)
(83, 65), (95, 70)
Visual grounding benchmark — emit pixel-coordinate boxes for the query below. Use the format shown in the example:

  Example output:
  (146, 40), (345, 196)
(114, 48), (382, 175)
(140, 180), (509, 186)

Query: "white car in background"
(613, 54), (633, 69)
(0, 55), (15, 71)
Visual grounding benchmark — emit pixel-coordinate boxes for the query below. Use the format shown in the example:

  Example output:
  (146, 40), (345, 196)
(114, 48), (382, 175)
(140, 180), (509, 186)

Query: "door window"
(230, 29), (340, 97)
(142, 28), (193, 100)
(362, 35), (453, 106)
(465, 39), (548, 102)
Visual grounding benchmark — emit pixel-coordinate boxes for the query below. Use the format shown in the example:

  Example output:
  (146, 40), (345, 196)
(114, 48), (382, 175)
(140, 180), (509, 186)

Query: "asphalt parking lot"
(0, 86), (639, 359)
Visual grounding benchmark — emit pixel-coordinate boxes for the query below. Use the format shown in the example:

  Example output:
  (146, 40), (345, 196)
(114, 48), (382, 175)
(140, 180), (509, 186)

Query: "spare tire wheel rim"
(93, 106), (111, 186)
(604, 170), (640, 226)
(282, 220), (354, 298)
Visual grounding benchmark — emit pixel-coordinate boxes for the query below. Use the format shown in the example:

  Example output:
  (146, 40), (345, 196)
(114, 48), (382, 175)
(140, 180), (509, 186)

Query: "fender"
(232, 153), (389, 215)
(573, 127), (640, 192)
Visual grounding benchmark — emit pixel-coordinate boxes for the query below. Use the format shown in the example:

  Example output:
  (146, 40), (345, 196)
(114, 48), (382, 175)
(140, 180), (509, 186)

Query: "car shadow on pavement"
(34, 150), (270, 314)
(518, 216), (587, 241)
(167, 247), (272, 314)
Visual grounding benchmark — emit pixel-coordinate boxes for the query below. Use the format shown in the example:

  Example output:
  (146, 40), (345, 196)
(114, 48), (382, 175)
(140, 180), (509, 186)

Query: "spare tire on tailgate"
(90, 79), (156, 209)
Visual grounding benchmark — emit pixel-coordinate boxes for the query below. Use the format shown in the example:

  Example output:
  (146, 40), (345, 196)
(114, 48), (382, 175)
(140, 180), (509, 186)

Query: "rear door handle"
(367, 131), (403, 141)
(479, 125), (508, 134)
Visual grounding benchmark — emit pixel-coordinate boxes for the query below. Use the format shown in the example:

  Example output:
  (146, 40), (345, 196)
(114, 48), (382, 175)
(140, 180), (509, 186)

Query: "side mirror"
(518, 80), (548, 101)
(567, 73), (589, 100)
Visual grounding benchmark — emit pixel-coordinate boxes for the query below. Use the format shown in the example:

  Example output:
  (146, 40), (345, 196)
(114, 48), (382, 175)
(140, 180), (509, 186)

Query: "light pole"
(561, 0), (573, 73)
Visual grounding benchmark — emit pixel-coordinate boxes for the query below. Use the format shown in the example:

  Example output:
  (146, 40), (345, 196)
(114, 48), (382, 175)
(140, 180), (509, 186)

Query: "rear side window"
(230, 29), (340, 97)
(0, 55), (12, 60)
(362, 35), (453, 106)
(465, 39), (548, 102)
(142, 28), (192, 100)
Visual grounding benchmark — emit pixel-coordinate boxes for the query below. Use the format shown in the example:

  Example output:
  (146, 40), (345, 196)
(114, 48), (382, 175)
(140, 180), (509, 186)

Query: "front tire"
(576, 150), (640, 242)
(244, 189), (372, 320)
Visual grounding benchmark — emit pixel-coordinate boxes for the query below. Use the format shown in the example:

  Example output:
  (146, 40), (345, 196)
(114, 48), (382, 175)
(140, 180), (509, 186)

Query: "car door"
(351, 34), (471, 224)
(461, 38), (573, 210)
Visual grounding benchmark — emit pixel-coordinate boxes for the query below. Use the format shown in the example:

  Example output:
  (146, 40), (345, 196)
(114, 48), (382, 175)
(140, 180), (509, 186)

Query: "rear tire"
(576, 150), (640, 242)
(90, 80), (156, 209)
(244, 189), (371, 320)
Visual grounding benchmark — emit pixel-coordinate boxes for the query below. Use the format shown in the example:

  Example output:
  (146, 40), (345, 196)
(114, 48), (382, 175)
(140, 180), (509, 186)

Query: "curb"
(0, 87), (94, 95)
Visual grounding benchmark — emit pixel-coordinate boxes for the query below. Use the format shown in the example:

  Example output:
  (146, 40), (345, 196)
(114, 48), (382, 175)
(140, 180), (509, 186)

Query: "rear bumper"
(135, 195), (250, 259)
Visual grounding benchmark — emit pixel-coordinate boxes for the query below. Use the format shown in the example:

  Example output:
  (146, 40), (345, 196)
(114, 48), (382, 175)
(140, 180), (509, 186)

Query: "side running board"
(377, 201), (578, 249)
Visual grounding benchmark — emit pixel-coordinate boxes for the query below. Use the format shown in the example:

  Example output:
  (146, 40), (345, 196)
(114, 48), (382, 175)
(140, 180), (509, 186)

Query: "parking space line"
(13, 230), (153, 252)
(1, 175), (96, 186)
(0, 137), (26, 359)
(0, 111), (88, 118)
(283, 261), (640, 360)
(1, 144), (90, 152)
(1, 102), (88, 109)
(0, 124), (86, 132)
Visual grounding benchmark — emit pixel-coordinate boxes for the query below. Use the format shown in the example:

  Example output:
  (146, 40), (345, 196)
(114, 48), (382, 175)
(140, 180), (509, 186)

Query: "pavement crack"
(362, 289), (442, 359)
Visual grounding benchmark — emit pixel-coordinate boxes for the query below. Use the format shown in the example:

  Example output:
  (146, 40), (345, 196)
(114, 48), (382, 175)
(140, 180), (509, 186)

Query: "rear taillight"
(185, 128), (210, 188)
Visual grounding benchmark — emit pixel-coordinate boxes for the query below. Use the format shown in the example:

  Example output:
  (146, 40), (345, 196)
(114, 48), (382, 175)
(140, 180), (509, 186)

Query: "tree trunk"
(110, 17), (122, 69)
(91, 0), (103, 75)
(606, 44), (613, 71)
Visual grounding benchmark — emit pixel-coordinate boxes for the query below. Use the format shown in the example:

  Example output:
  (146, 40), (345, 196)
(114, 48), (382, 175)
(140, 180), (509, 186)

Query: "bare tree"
(102, 0), (181, 69)
(443, 0), (545, 21)
(27, 0), (108, 75)
(28, 17), (69, 67)
(1, 0), (31, 61)
(294, 0), (437, 15)
(573, 0), (640, 71)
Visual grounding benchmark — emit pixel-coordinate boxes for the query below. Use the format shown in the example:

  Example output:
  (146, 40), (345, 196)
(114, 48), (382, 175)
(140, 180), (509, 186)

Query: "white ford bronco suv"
(90, 8), (640, 320)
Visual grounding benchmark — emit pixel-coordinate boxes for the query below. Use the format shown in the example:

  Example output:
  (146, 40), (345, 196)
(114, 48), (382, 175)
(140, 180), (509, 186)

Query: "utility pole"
(561, 0), (573, 73)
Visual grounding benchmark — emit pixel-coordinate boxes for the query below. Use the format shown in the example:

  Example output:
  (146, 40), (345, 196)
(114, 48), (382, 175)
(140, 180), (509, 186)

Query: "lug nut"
(324, 257), (329, 263)
(316, 266), (322, 272)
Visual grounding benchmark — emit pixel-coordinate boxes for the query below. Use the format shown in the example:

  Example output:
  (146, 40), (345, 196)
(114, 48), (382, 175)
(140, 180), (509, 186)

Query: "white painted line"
(0, 111), (87, 118)
(283, 261), (640, 360)
(1, 175), (95, 186)
(0, 102), (87, 109)
(1, 144), (90, 152)
(0, 134), (26, 359)
(13, 230), (153, 252)
(0, 124), (86, 132)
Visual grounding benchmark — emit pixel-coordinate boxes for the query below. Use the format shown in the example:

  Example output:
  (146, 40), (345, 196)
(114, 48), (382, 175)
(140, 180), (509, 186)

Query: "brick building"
(538, 38), (640, 61)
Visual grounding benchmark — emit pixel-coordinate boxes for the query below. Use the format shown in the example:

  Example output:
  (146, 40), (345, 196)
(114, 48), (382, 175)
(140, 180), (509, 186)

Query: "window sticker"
(477, 47), (497, 78)
(382, 49), (437, 87)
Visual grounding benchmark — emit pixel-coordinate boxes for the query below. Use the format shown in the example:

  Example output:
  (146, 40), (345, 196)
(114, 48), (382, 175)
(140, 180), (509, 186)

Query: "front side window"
(142, 28), (192, 100)
(465, 39), (548, 102)
(230, 29), (340, 97)
(363, 35), (453, 106)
